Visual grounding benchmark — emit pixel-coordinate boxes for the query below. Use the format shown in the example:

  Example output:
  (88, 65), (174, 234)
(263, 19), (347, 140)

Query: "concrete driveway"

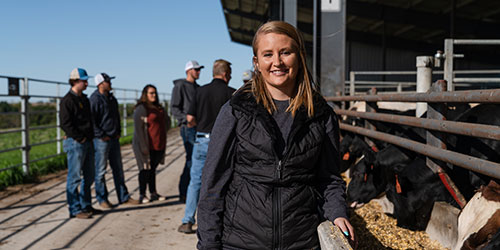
(0, 129), (198, 249)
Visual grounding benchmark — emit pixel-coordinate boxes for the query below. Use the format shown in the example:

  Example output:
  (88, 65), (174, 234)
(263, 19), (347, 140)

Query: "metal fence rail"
(340, 123), (500, 180)
(0, 74), (171, 175)
(331, 81), (500, 207)
(334, 109), (500, 141)
(327, 88), (500, 103)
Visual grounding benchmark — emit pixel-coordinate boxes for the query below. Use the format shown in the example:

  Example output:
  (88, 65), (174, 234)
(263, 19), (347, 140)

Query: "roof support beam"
(347, 0), (500, 38)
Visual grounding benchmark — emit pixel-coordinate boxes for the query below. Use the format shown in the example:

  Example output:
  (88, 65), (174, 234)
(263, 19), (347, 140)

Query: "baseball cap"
(242, 70), (253, 81)
(95, 73), (116, 85)
(69, 68), (89, 81)
(185, 60), (204, 71)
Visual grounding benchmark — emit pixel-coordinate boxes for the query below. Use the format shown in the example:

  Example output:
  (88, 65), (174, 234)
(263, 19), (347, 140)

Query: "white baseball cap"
(94, 73), (115, 86)
(185, 60), (204, 71)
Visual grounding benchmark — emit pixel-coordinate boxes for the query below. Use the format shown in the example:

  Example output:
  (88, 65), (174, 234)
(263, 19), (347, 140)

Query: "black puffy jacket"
(197, 89), (347, 250)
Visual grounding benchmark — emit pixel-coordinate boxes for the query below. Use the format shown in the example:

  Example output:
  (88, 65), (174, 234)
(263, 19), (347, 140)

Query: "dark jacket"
(187, 78), (236, 133)
(60, 90), (94, 142)
(171, 78), (199, 125)
(89, 90), (121, 138)
(197, 88), (347, 250)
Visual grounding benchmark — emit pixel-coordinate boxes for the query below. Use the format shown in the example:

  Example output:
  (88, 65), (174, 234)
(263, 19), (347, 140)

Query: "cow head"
(339, 134), (373, 174)
(346, 149), (385, 208)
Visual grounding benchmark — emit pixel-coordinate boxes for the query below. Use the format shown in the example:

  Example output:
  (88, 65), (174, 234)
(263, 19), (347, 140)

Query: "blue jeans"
(63, 138), (94, 216)
(179, 125), (196, 198)
(182, 132), (210, 224)
(94, 138), (131, 204)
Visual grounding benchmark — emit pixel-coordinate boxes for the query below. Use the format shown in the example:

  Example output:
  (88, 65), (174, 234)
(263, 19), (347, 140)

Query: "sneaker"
(177, 222), (195, 234)
(70, 211), (92, 219)
(122, 197), (140, 205)
(150, 193), (166, 201)
(140, 195), (150, 204)
(99, 200), (113, 209)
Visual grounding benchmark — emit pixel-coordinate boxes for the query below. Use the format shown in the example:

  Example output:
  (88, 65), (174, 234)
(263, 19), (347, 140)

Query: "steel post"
(444, 39), (454, 91)
(416, 56), (433, 117)
(426, 80), (466, 208)
(397, 84), (402, 93)
(364, 87), (377, 148)
(56, 83), (61, 154)
(349, 71), (355, 108)
(312, 0), (318, 84)
(21, 77), (30, 176)
(123, 91), (127, 136)
(320, 0), (346, 97)
(283, 0), (297, 27)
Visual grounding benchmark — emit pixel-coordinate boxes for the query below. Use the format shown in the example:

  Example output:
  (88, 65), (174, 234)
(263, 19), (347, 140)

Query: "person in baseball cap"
(171, 60), (204, 203)
(94, 73), (115, 86)
(69, 68), (90, 82)
(61, 67), (102, 219)
(90, 73), (141, 208)
(184, 60), (204, 72)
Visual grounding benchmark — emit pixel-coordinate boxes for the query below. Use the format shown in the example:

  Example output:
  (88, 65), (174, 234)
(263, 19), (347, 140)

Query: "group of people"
(171, 59), (236, 234)
(61, 20), (355, 249)
(60, 68), (170, 219)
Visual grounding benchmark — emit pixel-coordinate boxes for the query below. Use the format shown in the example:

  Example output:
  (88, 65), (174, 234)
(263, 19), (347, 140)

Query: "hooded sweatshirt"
(170, 78), (198, 125)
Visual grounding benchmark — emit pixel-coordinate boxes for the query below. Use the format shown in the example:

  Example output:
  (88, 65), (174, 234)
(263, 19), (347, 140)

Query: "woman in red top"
(133, 84), (169, 203)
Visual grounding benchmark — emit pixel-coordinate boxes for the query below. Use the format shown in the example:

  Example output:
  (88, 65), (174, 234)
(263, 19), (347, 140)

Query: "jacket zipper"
(273, 160), (283, 250)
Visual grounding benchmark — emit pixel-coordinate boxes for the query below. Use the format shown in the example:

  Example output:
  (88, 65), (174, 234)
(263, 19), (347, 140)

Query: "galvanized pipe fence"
(327, 81), (500, 206)
(329, 39), (500, 206)
(0, 75), (170, 175)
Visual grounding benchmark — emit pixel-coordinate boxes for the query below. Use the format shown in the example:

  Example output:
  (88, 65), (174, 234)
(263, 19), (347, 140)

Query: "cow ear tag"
(395, 174), (402, 194)
(343, 152), (350, 161)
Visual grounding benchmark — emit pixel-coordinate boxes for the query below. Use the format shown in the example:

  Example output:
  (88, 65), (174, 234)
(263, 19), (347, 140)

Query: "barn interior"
(220, 0), (500, 95)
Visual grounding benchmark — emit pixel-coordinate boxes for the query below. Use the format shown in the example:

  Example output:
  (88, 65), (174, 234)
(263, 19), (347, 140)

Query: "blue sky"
(0, 0), (253, 100)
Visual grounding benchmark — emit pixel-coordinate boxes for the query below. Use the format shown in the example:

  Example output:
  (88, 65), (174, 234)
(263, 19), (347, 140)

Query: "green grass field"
(0, 119), (135, 189)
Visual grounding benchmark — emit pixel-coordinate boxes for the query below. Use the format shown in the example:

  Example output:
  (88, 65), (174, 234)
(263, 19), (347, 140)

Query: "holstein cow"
(454, 181), (500, 250)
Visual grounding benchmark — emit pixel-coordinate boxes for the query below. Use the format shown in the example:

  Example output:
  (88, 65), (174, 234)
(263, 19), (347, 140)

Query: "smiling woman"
(253, 32), (299, 100)
(197, 21), (355, 250)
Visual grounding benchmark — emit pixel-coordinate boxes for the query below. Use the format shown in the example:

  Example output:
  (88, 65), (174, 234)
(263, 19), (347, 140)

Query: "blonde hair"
(213, 59), (231, 77)
(250, 21), (317, 117)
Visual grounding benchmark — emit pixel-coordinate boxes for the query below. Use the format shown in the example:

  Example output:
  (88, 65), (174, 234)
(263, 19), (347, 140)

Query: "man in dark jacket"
(171, 60), (203, 203)
(90, 73), (139, 209)
(60, 68), (101, 219)
(178, 59), (235, 234)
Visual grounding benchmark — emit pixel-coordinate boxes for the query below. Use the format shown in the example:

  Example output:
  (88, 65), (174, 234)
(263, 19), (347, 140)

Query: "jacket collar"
(209, 78), (228, 85)
(92, 89), (114, 99)
(230, 86), (331, 144)
(69, 90), (87, 98)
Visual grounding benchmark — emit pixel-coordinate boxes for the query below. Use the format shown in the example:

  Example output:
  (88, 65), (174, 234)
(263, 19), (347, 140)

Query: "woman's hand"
(333, 217), (356, 248)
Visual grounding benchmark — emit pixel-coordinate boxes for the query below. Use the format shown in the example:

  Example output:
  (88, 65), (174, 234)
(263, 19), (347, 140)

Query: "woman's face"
(254, 32), (299, 99)
(146, 87), (157, 103)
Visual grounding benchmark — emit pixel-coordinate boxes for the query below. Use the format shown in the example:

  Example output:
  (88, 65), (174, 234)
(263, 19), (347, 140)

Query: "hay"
(349, 201), (447, 250)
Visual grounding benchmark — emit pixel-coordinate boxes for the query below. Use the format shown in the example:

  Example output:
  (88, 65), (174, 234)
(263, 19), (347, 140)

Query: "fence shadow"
(0, 136), (185, 249)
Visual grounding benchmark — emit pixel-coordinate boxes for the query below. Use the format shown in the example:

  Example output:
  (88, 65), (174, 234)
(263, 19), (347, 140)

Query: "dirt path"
(0, 129), (198, 249)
